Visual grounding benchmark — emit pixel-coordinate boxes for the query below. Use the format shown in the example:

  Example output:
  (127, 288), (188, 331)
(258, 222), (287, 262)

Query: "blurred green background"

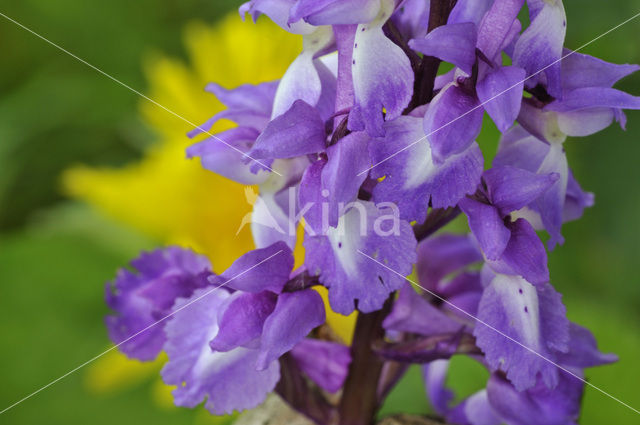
(0, 1), (639, 424)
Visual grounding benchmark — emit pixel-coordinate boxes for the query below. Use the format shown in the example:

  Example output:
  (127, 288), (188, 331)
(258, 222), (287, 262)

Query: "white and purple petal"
(474, 275), (569, 391)
(162, 288), (280, 415)
(370, 115), (483, 223)
(304, 200), (417, 314)
(349, 0), (414, 136)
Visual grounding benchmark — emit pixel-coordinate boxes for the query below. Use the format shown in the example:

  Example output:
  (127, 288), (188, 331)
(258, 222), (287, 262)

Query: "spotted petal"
(474, 275), (570, 391)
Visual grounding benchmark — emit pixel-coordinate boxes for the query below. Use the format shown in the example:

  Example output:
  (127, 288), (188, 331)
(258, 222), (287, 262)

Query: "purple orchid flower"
(101, 1), (637, 423)
(459, 166), (558, 284)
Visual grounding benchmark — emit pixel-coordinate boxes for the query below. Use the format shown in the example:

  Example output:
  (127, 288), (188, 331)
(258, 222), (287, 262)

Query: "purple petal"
(370, 115), (483, 222)
(556, 323), (618, 368)
(545, 87), (640, 112)
(416, 234), (483, 290)
(563, 169), (594, 223)
(409, 23), (478, 75)
(186, 127), (270, 185)
(240, 0), (315, 34)
(392, 0), (431, 39)
(383, 285), (464, 336)
(162, 288), (280, 415)
(561, 49), (640, 90)
(105, 247), (212, 361)
(423, 360), (454, 416)
(486, 371), (583, 425)
(322, 131), (370, 226)
(188, 81), (277, 138)
(298, 158), (327, 233)
(513, 0), (566, 97)
(476, 0), (525, 61)
(290, 339), (351, 393)
(459, 197), (510, 261)
(490, 218), (550, 285)
(304, 200), (417, 314)
(493, 125), (548, 172)
(448, 0), (493, 26)
(217, 241), (294, 293)
(476, 66), (526, 132)
(209, 291), (278, 352)
(290, 0), (381, 25)
(257, 289), (326, 369)
(349, 1), (414, 136)
(424, 84), (484, 162)
(483, 166), (559, 214)
(250, 100), (327, 159)
(474, 275), (569, 391)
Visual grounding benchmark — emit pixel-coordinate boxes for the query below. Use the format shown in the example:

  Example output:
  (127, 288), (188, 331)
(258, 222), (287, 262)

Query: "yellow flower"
(63, 13), (357, 402)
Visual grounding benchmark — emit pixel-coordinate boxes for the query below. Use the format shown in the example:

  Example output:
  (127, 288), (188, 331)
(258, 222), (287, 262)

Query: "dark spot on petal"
(519, 289), (523, 294)
(354, 43), (358, 48)
(361, 27), (366, 31)
(524, 306), (529, 313)
(338, 242), (342, 248)
(352, 59), (355, 65)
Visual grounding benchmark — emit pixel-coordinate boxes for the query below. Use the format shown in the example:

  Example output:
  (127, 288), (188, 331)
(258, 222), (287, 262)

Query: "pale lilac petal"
(483, 166), (559, 215)
(458, 197), (510, 261)
(290, 339), (351, 393)
(349, 0), (414, 136)
(370, 115), (483, 223)
(517, 100), (567, 144)
(493, 125), (548, 172)
(251, 100), (327, 159)
(217, 241), (294, 293)
(476, 66), (526, 132)
(451, 390), (502, 425)
(322, 131), (370, 226)
(477, 0), (525, 61)
(161, 288), (280, 415)
(424, 84), (484, 162)
(257, 289), (326, 369)
(272, 27), (335, 117)
(556, 108), (615, 137)
(409, 23), (478, 75)
(304, 200), (417, 314)
(105, 247), (212, 361)
(383, 285), (464, 335)
(209, 291), (278, 352)
(561, 49), (640, 90)
(513, 0), (566, 97)
(290, 0), (381, 25)
(474, 275), (570, 391)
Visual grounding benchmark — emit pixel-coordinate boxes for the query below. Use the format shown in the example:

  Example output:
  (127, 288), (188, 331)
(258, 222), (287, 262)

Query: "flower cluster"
(104, 0), (640, 424)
